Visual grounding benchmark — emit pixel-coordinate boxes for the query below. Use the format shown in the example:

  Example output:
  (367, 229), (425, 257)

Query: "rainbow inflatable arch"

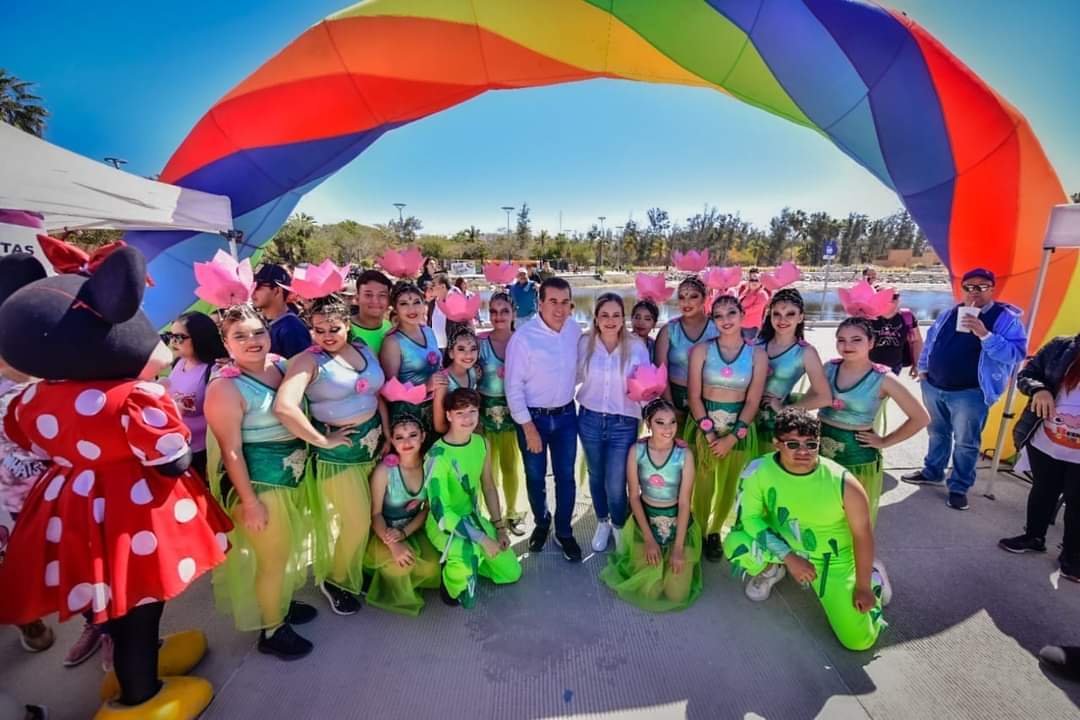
(130, 0), (1076, 349)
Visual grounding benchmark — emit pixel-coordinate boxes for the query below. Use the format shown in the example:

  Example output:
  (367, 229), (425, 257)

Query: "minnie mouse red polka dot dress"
(0, 379), (232, 625)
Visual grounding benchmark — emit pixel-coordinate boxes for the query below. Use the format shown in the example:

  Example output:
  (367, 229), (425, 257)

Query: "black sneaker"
(440, 583), (460, 607)
(1062, 560), (1080, 583)
(704, 533), (724, 562)
(320, 582), (362, 616)
(258, 624), (313, 660)
(901, 471), (943, 486)
(529, 523), (550, 552)
(998, 534), (1046, 554)
(946, 492), (969, 511)
(554, 534), (583, 562)
(507, 517), (527, 537)
(284, 600), (317, 626)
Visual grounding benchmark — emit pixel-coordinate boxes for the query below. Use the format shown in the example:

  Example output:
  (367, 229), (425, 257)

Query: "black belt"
(530, 401), (575, 417)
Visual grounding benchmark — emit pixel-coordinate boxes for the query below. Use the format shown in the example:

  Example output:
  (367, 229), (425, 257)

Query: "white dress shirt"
(505, 314), (582, 424)
(576, 334), (651, 419)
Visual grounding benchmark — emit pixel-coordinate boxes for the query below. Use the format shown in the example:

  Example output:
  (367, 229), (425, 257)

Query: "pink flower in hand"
(672, 249), (709, 272)
(355, 379), (370, 394)
(377, 247), (423, 278)
(381, 378), (427, 404)
(383, 453), (400, 468)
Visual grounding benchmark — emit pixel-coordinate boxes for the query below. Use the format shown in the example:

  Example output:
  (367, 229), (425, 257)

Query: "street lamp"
(501, 206), (515, 261)
(597, 216), (606, 273)
(103, 157), (127, 170)
(615, 225), (624, 270)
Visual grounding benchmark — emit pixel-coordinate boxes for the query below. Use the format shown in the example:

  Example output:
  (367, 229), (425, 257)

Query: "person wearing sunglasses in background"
(902, 268), (1027, 511)
(162, 312), (228, 480)
(251, 264), (312, 359)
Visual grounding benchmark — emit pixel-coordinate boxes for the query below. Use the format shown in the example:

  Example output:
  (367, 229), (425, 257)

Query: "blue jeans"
(577, 408), (639, 528)
(921, 383), (989, 494)
(516, 405), (578, 538)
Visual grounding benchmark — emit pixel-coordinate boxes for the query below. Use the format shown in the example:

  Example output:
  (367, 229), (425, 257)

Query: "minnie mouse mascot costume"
(0, 240), (231, 719)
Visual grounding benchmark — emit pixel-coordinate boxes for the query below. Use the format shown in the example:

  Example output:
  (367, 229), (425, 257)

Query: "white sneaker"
(591, 520), (613, 552)
(872, 558), (892, 607)
(745, 564), (786, 602)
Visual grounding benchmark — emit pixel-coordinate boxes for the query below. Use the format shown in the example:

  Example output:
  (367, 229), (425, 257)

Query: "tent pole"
(983, 246), (1054, 500)
(222, 229), (242, 261)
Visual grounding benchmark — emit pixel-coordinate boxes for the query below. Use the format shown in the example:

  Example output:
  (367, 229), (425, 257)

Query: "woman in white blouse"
(577, 293), (651, 553)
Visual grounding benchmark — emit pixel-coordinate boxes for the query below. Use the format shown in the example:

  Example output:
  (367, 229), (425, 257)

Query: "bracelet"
(733, 420), (749, 440)
(697, 417), (715, 433)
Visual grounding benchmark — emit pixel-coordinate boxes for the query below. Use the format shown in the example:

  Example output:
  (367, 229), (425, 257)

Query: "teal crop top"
(667, 318), (720, 385)
(763, 341), (808, 400)
(305, 343), (385, 424)
(702, 341), (754, 391)
(381, 465), (427, 529)
(447, 366), (477, 392)
(477, 336), (505, 398)
(393, 326), (441, 388)
(219, 360), (295, 444)
(637, 440), (687, 505)
(819, 360), (886, 428)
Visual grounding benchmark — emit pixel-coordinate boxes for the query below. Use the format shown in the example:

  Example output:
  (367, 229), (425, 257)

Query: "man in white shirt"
(505, 277), (583, 561)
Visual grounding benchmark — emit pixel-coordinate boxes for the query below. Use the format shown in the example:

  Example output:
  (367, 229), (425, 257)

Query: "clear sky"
(5, 0), (1078, 236)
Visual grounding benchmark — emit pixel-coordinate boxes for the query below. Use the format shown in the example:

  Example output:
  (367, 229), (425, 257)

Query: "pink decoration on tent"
(380, 377), (427, 405)
(635, 272), (674, 303)
(762, 261), (801, 291)
(627, 363), (668, 402)
(483, 261), (518, 284)
(701, 266), (742, 291)
(284, 259), (349, 299)
(838, 280), (895, 319)
(437, 292), (482, 322)
(193, 250), (254, 307)
(377, 247), (423, 278)
(672, 249), (709, 272)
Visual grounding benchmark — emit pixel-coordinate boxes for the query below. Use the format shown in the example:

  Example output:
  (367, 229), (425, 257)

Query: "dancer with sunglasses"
(724, 408), (886, 651)
(754, 289), (831, 449)
(655, 277), (718, 424)
(685, 294), (767, 561)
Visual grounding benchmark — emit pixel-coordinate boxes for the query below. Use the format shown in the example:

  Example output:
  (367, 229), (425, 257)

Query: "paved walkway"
(3, 328), (1078, 719)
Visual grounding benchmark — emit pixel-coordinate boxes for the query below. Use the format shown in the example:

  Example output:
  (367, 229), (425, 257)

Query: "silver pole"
(820, 258), (832, 321)
(983, 246), (1054, 499)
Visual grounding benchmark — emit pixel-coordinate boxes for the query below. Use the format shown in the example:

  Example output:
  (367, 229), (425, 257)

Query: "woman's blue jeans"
(578, 407), (639, 528)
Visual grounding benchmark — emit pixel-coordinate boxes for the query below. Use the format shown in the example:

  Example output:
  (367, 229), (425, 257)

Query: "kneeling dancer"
(724, 408), (885, 651)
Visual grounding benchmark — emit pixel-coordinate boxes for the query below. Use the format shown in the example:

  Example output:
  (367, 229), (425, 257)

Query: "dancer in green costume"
(655, 276), (719, 423)
(724, 408), (886, 651)
(433, 327), (480, 434)
(754, 289), (831, 449)
(380, 282), (442, 450)
(425, 388), (522, 608)
(364, 415), (441, 615)
(601, 399), (702, 612)
(274, 294), (390, 615)
(685, 294), (767, 561)
(477, 292), (525, 534)
(204, 306), (317, 660)
(819, 318), (929, 524)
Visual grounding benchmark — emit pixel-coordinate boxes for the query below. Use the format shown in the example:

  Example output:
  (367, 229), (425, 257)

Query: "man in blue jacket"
(902, 268), (1027, 510)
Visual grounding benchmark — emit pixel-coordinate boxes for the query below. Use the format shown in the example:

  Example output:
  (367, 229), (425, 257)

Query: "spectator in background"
(737, 268), (770, 343)
(869, 288), (923, 378)
(252, 264), (311, 358)
(418, 256), (441, 289)
(863, 267), (878, 286)
(429, 274), (451, 350)
(509, 268), (538, 324)
(538, 261), (556, 283)
(349, 270), (394, 354)
(903, 268), (1027, 510)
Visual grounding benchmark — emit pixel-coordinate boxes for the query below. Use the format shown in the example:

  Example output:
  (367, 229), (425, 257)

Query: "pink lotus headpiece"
(483, 261), (518, 285)
(701, 266), (742, 291)
(627, 363), (668, 403)
(284, 259), (349, 300)
(377, 247), (423, 278)
(437, 291), (482, 322)
(193, 250), (255, 307)
(380, 377), (427, 405)
(762, 261), (801, 291)
(672, 249), (709, 272)
(635, 272), (673, 304)
(838, 280), (895, 319)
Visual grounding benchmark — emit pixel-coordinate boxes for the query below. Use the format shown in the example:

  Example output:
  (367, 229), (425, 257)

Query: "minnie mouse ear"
(0, 253), (47, 307)
(80, 245), (147, 323)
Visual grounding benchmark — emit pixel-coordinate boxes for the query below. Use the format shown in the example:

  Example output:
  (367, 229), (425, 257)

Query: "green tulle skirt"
(819, 424), (884, 525)
(600, 504), (703, 613)
(207, 435), (314, 631)
(684, 401), (759, 535)
(482, 425), (524, 520)
(362, 532), (442, 616)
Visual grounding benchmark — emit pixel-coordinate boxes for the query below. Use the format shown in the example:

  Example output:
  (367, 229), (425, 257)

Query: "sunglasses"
(160, 332), (190, 344)
(961, 283), (993, 293)
(781, 440), (820, 451)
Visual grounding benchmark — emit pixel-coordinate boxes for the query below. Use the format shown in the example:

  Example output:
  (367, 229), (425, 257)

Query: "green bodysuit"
(723, 454), (885, 651)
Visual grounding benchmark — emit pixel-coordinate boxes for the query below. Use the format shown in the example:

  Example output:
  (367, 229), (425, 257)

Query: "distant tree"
(645, 207), (670, 265)
(0, 69), (48, 136)
(798, 211), (840, 265)
(514, 203), (532, 246)
(389, 215), (423, 243)
(838, 213), (869, 266)
(264, 213), (318, 266)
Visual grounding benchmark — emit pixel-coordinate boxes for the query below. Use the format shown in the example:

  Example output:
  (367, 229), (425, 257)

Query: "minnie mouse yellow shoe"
(100, 631), (208, 700)
(93, 676), (212, 720)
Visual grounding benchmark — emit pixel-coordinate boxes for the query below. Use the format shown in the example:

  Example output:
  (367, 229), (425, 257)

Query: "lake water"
(478, 286), (955, 325)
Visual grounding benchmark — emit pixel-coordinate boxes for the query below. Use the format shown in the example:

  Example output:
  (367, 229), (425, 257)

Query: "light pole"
(501, 206), (515, 261)
(392, 203), (406, 242)
(615, 225), (624, 270)
(597, 216), (606, 273)
(103, 157), (127, 170)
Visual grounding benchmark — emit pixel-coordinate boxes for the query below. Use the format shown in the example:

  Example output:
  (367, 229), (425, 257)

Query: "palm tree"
(0, 69), (48, 136)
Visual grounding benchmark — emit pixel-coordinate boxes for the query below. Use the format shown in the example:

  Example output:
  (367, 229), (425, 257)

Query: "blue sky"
(5, 1), (1078, 235)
